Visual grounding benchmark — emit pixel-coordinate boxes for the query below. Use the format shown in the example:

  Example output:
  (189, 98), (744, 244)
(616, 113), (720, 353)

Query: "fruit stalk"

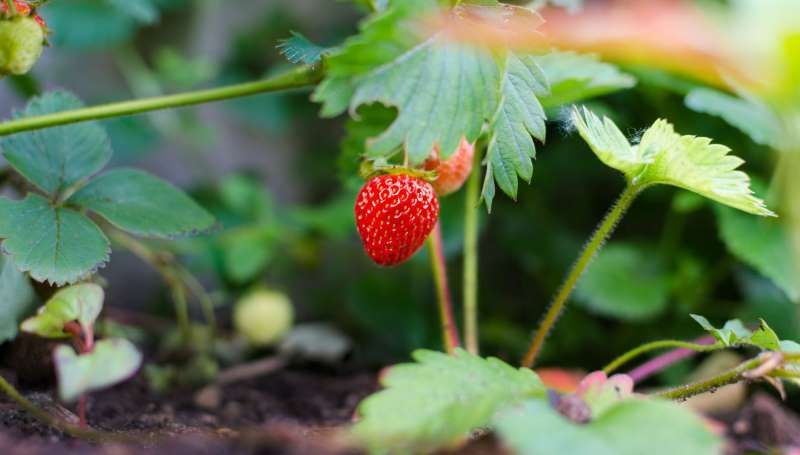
(428, 222), (461, 354)
(0, 64), (323, 136)
(522, 184), (642, 368)
(462, 146), (481, 355)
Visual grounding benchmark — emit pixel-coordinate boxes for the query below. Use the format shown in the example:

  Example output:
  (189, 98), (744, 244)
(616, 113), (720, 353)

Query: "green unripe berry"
(0, 16), (44, 76)
(233, 289), (294, 347)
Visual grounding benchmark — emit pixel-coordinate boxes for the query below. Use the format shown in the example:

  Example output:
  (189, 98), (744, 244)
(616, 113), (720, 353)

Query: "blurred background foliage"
(0, 0), (797, 387)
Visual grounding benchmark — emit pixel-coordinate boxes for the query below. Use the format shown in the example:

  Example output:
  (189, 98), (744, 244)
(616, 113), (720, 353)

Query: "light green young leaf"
(70, 168), (215, 238)
(684, 88), (782, 148)
(691, 314), (782, 351)
(0, 253), (36, 343)
(353, 349), (544, 454)
(21, 283), (104, 339)
(494, 399), (721, 455)
(0, 91), (112, 198)
(536, 52), (635, 109)
(571, 106), (775, 217)
(54, 338), (142, 402)
(575, 243), (670, 321)
(717, 206), (798, 301)
(0, 195), (110, 286)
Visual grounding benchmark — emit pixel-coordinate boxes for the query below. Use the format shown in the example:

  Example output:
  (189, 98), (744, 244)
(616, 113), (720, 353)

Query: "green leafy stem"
(0, 65), (322, 137)
(602, 339), (724, 375)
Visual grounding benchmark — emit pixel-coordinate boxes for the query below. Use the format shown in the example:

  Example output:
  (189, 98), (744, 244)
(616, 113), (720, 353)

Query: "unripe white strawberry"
(233, 289), (294, 347)
(0, 16), (44, 76)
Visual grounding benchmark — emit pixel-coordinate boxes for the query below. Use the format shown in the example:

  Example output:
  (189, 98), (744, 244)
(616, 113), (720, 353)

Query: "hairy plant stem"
(603, 339), (723, 375)
(428, 222), (461, 354)
(64, 321), (94, 428)
(627, 334), (717, 383)
(0, 65), (322, 136)
(462, 146), (482, 355)
(655, 355), (766, 401)
(522, 184), (643, 368)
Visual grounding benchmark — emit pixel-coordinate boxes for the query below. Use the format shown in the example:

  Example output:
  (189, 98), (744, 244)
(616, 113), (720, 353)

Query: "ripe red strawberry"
(424, 139), (475, 196)
(355, 173), (440, 266)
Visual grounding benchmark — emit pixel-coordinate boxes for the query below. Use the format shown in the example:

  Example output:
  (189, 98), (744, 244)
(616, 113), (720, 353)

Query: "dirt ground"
(0, 365), (799, 454)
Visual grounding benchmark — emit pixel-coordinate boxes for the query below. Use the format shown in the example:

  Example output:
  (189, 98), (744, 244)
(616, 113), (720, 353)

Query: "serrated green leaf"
(54, 338), (142, 402)
(536, 52), (635, 109)
(0, 195), (109, 286)
(277, 32), (328, 66)
(485, 53), (548, 199)
(716, 205), (798, 301)
(351, 39), (499, 162)
(571, 107), (775, 217)
(575, 243), (670, 321)
(70, 168), (215, 238)
(691, 314), (783, 351)
(0, 254), (36, 343)
(21, 283), (104, 339)
(1, 91), (112, 198)
(690, 314), (750, 347)
(354, 349), (544, 454)
(494, 399), (721, 455)
(684, 88), (782, 148)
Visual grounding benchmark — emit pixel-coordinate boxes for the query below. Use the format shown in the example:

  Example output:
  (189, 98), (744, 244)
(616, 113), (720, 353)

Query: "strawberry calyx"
(1, 0), (47, 34)
(358, 159), (438, 182)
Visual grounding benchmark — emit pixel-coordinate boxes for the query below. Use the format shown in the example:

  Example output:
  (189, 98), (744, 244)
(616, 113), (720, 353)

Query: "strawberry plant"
(0, 0), (796, 453)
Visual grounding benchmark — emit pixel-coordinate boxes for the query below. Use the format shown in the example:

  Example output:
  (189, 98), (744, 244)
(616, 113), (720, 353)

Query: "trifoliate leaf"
(277, 32), (328, 66)
(0, 195), (109, 286)
(494, 398), (721, 455)
(0, 253), (36, 343)
(571, 106), (775, 217)
(690, 314), (782, 351)
(1, 91), (112, 198)
(716, 205), (798, 301)
(354, 349), (545, 454)
(351, 40), (500, 163)
(536, 52), (635, 109)
(70, 168), (215, 238)
(575, 243), (670, 321)
(21, 283), (104, 339)
(54, 338), (142, 402)
(317, 1), (549, 209)
(685, 88), (782, 148)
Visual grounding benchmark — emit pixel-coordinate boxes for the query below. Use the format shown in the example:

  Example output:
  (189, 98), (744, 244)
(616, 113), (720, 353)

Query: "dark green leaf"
(0, 254), (36, 343)
(716, 205), (798, 301)
(1, 91), (112, 198)
(0, 195), (109, 285)
(43, 0), (139, 49)
(71, 168), (215, 238)
(685, 88), (782, 148)
(537, 51), (635, 109)
(106, 0), (159, 24)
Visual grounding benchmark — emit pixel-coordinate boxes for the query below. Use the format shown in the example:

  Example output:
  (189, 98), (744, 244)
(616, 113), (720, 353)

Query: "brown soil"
(0, 366), (799, 454)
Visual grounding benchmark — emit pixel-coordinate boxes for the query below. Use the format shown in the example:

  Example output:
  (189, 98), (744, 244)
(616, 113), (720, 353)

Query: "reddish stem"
(428, 222), (462, 353)
(62, 320), (95, 428)
(627, 335), (716, 384)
